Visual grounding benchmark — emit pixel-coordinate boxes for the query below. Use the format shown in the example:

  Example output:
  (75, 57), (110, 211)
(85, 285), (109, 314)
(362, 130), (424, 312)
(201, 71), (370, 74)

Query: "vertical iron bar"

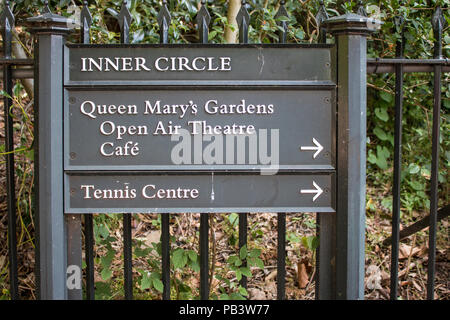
(200, 213), (209, 300)
(275, 0), (288, 44)
(427, 6), (444, 300)
(236, 0), (250, 290)
(316, 0), (328, 44)
(276, 213), (286, 300)
(236, 0), (250, 44)
(275, 1), (288, 300)
(117, 0), (133, 300)
(157, 1), (171, 300)
(161, 214), (170, 300)
(84, 214), (95, 300)
(390, 15), (405, 300)
(238, 213), (247, 289)
(66, 215), (82, 300)
(80, 1), (95, 300)
(123, 213), (133, 299)
(1, 0), (18, 300)
(196, 1), (211, 300)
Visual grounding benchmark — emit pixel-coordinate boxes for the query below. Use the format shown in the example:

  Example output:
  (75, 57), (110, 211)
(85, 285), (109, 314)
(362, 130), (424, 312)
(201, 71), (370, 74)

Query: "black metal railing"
(0, 0), (448, 301)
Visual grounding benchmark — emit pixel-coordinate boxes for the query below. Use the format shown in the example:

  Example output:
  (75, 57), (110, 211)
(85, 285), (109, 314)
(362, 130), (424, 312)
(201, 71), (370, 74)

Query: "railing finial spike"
(157, 0), (171, 43)
(236, 0), (250, 43)
(1, 0), (14, 58)
(1, 0), (15, 27)
(42, 0), (52, 14)
(275, 0), (289, 43)
(432, 5), (446, 59)
(356, 0), (367, 17)
(81, 0), (92, 44)
(316, 0), (328, 43)
(432, 5), (446, 33)
(196, 0), (211, 43)
(316, 0), (328, 26)
(393, 15), (406, 58)
(117, 0), (132, 44)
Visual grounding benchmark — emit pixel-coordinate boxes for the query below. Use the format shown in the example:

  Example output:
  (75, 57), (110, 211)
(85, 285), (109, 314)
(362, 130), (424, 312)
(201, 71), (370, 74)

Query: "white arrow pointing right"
(300, 181), (323, 202)
(300, 138), (324, 159)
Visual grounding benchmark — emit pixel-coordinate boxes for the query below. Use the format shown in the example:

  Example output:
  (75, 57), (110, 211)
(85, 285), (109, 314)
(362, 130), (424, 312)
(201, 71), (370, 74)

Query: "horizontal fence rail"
(0, 0), (448, 301)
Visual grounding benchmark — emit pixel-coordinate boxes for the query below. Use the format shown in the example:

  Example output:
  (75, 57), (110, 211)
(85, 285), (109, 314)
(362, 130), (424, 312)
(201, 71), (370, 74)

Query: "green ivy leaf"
(229, 292), (246, 300)
(236, 269), (242, 281)
(374, 127), (388, 141)
(409, 180), (424, 191)
(0, 90), (12, 99)
(228, 213), (239, 227)
(187, 250), (197, 262)
(190, 259), (200, 273)
(153, 278), (164, 293)
(100, 249), (114, 268)
(254, 258), (264, 270)
(227, 255), (242, 267)
(248, 248), (261, 258)
(375, 107), (389, 122)
(140, 273), (152, 290)
(95, 282), (112, 300)
(240, 267), (252, 278)
(240, 245), (247, 260)
(172, 249), (187, 269)
(408, 163), (421, 174)
(238, 286), (249, 296)
(219, 293), (230, 300)
(100, 268), (112, 281)
(380, 91), (393, 103)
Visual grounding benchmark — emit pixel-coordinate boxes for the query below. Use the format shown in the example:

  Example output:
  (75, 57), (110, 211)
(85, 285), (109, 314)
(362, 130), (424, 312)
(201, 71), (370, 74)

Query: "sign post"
(325, 13), (380, 300)
(27, 6), (73, 300)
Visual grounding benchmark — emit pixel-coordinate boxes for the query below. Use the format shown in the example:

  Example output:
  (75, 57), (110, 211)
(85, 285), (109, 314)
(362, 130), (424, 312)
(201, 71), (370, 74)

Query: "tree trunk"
(224, 0), (241, 43)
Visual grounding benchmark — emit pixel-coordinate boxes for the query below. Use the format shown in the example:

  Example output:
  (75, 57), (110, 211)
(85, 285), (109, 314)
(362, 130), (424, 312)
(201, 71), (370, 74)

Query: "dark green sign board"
(65, 89), (335, 171)
(65, 173), (335, 214)
(64, 45), (336, 213)
(65, 44), (333, 84)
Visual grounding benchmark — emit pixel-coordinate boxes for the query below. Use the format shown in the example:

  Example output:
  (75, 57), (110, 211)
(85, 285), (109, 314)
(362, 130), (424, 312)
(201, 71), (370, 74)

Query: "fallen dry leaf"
(399, 243), (422, 260)
(265, 270), (277, 283)
(145, 230), (161, 247)
(248, 288), (267, 300)
(365, 265), (382, 290)
(412, 280), (422, 292)
(297, 262), (309, 289)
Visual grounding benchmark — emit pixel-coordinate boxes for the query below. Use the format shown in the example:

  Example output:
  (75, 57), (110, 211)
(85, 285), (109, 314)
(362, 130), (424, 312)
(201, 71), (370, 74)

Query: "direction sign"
(65, 89), (335, 171)
(65, 173), (335, 213)
(65, 44), (333, 85)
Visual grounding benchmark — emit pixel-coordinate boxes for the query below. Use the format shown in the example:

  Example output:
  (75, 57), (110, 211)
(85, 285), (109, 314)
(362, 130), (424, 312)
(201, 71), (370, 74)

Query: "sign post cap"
(25, 1), (74, 34)
(324, 13), (383, 35)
